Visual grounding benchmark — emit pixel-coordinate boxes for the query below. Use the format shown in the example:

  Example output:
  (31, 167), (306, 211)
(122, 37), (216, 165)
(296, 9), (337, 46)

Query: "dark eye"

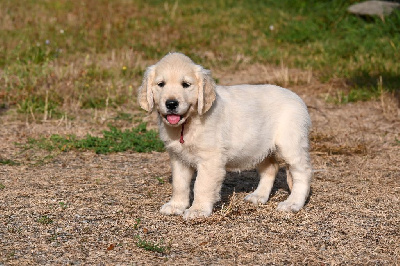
(182, 81), (191, 88)
(157, 81), (165, 88)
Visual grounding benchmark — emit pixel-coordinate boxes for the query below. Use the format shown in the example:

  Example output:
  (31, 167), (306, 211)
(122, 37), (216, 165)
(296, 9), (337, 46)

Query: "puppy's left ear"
(196, 66), (216, 115)
(137, 65), (155, 112)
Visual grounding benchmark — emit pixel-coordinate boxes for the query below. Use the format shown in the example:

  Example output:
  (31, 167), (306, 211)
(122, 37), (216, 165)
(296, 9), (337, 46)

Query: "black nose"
(166, 99), (179, 110)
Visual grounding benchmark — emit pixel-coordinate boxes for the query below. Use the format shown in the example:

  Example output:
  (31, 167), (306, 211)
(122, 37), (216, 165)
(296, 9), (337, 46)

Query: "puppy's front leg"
(160, 155), (194, 215)
(183, 159), (226, 219)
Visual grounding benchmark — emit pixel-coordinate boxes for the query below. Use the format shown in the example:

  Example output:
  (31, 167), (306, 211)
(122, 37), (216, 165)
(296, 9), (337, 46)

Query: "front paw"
(183, 206), (212, 219)
(277, 199), (303, 212)
(244, 192), (270, 205)
(160, 201), (188, 215)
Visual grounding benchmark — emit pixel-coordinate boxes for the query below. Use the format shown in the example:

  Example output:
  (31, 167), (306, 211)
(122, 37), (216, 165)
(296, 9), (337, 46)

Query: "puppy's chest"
(166, 141), (200, 166)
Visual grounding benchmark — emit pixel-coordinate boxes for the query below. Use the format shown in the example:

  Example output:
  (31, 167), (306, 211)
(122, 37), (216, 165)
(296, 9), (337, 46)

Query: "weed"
(0, 159), (20, 166)
(155, 177), (165, 184)
(135, 235), (170, 254)
(37, 215), (53, 225)
(26, 137), (58, 152)
(133, 218), (141, 230)
(6, 251), (15, 259)
(327, 88), (381, 104)
(0, 183), (5, 190)
(58, 202), (67, 209)
(50, 233), (59, 242)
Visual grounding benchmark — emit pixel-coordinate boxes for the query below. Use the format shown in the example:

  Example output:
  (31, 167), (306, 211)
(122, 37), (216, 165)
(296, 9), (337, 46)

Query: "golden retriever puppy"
(138, 53), (312, 219)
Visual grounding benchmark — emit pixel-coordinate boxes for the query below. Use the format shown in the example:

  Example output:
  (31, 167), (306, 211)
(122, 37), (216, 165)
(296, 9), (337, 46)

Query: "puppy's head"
(138, 53), (216, 127)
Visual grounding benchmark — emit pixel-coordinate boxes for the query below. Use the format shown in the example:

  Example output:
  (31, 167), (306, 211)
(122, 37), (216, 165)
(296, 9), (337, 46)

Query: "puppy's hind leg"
(276, 138), (312, 212)
(245, 157), (278, 205)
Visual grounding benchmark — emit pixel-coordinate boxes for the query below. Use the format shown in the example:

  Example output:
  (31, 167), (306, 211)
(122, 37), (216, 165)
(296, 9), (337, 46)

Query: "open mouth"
(165, 114), (182, 125)
(163, 111), (189, 126)
(161, 105), (191, 126)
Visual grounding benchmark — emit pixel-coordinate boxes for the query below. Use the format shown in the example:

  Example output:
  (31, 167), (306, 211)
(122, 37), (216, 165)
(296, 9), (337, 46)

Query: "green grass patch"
(0, 183), (5, 190)
(18, 96), (60, 115)
(0, 159), (20, 166)
(135, 235), (170, 254)
(37, 215), (53, 225)
(18, 43), (61, 65)
(26, 123), (164, 154)
(327, 87), (381, 104)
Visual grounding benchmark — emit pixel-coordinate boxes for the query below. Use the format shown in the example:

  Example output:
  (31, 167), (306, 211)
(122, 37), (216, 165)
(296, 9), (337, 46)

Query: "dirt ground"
(1, 67), (399, 265)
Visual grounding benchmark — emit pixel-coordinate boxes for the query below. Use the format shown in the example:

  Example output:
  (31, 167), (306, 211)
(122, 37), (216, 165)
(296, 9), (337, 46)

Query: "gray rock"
(348, 0), (400, 17)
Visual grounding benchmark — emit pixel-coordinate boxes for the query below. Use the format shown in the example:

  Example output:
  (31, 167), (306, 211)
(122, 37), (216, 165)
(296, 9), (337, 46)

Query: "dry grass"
(1, 66), (399, 265)
(311, 132), (367, 156)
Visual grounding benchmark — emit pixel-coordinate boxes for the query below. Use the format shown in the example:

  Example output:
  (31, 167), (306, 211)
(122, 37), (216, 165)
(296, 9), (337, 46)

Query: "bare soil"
(1, 67), (399, 265)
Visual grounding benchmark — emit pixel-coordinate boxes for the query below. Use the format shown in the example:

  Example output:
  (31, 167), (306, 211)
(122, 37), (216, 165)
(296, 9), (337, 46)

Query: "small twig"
(56, 115), (64, 127)
(43, 90), (49, 121)
(312, 169), (328, 173)
(30, 106), (36, 122)
(101, 87), (110, 124)
(378, 75), (386, 115)
(65, 112), (69, 129)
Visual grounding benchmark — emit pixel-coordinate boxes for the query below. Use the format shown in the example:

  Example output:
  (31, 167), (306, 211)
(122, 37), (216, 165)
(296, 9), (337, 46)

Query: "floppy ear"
(138, 65), (155, 112)
(196, 66), (216, 115)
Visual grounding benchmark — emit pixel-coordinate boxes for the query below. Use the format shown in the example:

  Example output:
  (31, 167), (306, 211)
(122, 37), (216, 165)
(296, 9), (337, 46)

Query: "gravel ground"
(1, 69), (399, 265)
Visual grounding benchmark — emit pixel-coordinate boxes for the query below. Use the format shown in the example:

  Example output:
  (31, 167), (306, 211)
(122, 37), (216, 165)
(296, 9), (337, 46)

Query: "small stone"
(348, 1), (400, 17)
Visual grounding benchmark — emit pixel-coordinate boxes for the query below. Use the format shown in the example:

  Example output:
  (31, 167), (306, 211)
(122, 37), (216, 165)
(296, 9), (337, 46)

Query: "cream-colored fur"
(138, 53), (312, 219)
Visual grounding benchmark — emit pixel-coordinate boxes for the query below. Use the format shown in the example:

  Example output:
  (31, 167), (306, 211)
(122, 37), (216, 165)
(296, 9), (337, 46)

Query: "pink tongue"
(167, 114), (181, 125)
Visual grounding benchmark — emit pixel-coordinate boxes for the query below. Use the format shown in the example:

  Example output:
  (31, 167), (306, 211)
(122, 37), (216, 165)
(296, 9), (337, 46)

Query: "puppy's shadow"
(168, 168), (290, 205)
(219, 168), (290, 204)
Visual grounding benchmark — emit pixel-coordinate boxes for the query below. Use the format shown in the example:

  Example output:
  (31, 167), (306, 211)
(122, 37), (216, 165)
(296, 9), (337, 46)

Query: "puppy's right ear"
(138, 65), (155, 112)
